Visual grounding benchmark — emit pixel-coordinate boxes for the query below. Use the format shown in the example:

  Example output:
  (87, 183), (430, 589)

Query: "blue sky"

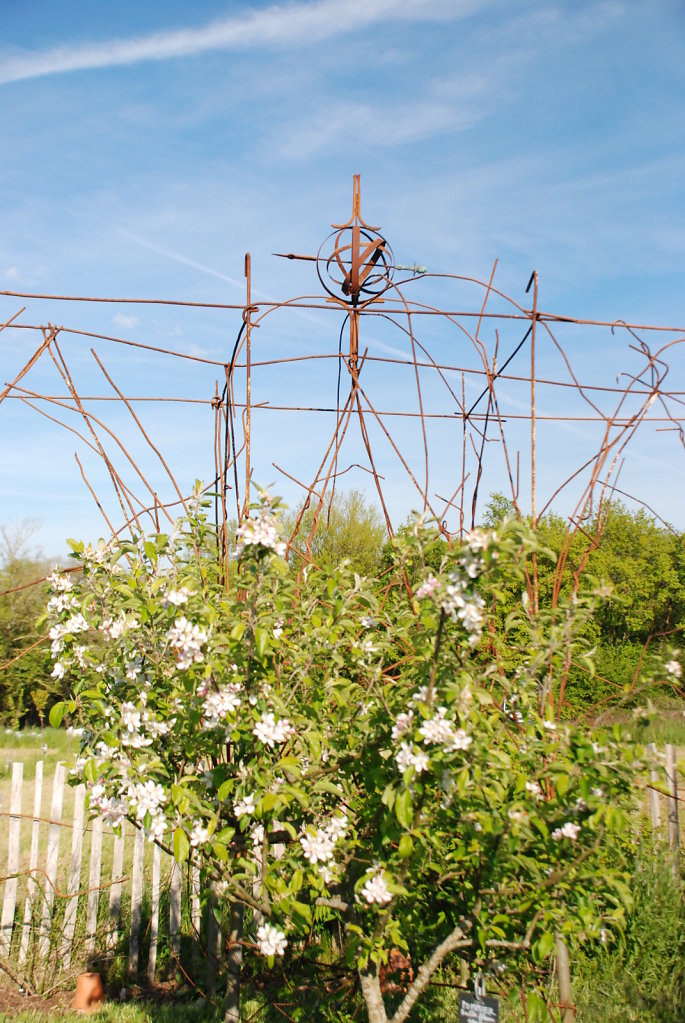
(1, 0), (684, 556)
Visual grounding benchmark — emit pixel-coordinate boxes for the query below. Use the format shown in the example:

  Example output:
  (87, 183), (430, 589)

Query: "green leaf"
(230, 621), (245, 641)
(398, 833), (413, 859)
(212, 842), (228, 863)
(173, 827), (190, 864)
(533, 931), (556, 962)
(395, 788), (413, 829)
(254, 626), (268, 660)
(143, 541), (158, 565)
(291, 900), (312, 927)
(526, 990), (549, 1022)
(555, 772), (570, 797)
(49, 702), (66, 728)
(218, 780), (234, 802)
(312, 780), (344, 797)
(171, 784), (190, 814)
(261, 792), (278, 812)
(381, 783), (397, 810)
(277, 755), (301, 775)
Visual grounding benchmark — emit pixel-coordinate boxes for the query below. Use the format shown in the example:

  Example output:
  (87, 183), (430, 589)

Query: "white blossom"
(202, 683), (242, 728)
(47, 571), (73, 592)
(256, 923), (287, 957)
(326, 812), (348, 843)
(391, 710), (414, 741)
(102, 615), (139, 642)
(396, 742), (430, 774)
(163, 586), (194, 607)
(552, 822), (581, 841)
(121, 702), (142, 734)
(415, 576), (440, 599)
(665, 659), (682, 678)
(234, 793), (256, 817)
(446, 728), (473, 752)
(99, 796), (127, 828)
(253, 712), (294, 748)
(51, 661), (65, 680)
(145, 814), (167, 842)
(419, 706), (455, 746)
(51, 613), (89, 638)
(361, 872), (392, 905)
(190, 821), (210, 847)
(167, 616), (208, 670)
(460, 551), (485, 579)
(82, 541), (114, 565)
(463, 527), (492, 552)
(440, 576), (485, 639)
(128, 779), (166, 822)
(300, 811), (348, 865)
(235, 513), (286, 559)
(47, 593), (79, 613)
(300, 829), (335, 864)
(455, 683), (473, 713)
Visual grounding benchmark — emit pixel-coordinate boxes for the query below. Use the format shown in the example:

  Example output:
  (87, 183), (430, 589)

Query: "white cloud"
(113, 313), (140, 329)
(0, 0), (485, 86)
(4, 266), (19, 281)
(277, 68), (507, 158)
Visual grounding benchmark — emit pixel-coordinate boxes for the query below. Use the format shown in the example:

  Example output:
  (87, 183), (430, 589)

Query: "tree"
(48, 493), (656, 1022)
(480, 494), (685, 712)
(0, 520), (57, 727)
(284, 488), (388, 576)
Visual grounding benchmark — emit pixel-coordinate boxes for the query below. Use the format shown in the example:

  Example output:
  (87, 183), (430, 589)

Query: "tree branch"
(389, 923), (472, 1023)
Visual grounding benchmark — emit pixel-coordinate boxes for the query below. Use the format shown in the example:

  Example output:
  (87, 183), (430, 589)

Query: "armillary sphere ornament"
(317, 175), (394, 308)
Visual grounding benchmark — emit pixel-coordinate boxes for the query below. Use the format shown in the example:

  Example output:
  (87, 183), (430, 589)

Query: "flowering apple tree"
(47, 492), (645, 1023)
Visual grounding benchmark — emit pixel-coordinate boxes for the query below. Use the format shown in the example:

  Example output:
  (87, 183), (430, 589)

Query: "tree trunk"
(359, 965), (388, 1023)
(225, 901), (244, 1023)
(555, 934), (575, 1023)
(206, 882), (222, 998)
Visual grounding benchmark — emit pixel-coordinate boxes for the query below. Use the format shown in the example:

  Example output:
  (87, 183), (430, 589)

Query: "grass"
(0, 728), (78, 783)
(572, 848), (685, 1023)
(0, 1000), (225, 1023)
(638, 716), (685, 747)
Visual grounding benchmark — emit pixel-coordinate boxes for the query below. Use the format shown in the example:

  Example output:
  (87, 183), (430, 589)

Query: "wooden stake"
(556, 934), (575, 1023)
(0, 761), (23, 955)
(666, 744), (680, 879)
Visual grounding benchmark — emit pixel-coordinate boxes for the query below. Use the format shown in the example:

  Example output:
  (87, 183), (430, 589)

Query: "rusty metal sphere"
(316, 225), (395, 307)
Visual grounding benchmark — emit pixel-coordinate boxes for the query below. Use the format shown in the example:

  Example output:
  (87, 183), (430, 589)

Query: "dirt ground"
(0, 978), (74, 1017)
(0, 977), (186, 1019)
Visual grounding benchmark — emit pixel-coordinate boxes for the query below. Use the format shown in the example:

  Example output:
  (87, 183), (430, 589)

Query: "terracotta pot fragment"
(72, 972), (105, 1014)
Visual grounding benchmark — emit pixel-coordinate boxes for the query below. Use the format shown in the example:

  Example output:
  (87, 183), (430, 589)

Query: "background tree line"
(1, 490), (683, 726)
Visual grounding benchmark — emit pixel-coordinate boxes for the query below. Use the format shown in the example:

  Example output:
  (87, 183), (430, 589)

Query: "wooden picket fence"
(0, 760), (216, 992)
(0, 747), (681, 998)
